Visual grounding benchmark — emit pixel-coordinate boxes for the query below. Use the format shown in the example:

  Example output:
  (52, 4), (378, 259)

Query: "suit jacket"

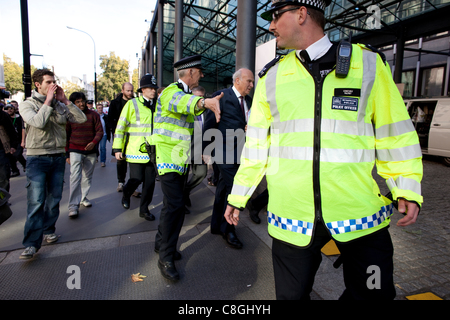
(190, 112), (206, 165)
(204, 87), (252, 165)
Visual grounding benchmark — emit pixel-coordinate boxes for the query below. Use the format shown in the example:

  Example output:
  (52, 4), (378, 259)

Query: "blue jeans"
(23, 155), (66, 250)
(99, 135), (107, 163)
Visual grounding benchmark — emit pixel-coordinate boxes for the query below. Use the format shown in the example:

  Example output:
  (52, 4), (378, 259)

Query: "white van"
(404, 98), (450, 166)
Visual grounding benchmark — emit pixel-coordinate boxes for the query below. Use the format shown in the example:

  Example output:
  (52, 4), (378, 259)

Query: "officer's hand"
(225, 205), (240, 226)
(397, 199), (420, 227)
(204, 92), (224, 123)
(115, 152), (124, 161)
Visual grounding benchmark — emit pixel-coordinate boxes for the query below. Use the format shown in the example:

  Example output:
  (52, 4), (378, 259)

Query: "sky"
(1, 0), (157, 84)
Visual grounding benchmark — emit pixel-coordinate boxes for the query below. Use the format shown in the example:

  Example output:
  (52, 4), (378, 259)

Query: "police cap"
(261, 0), (332, 21)
(138, 73), (158, 93)
(173, 55), (203, 71)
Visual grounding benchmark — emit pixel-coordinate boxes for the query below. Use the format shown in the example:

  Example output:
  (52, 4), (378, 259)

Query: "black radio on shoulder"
(336, 39), (353, 78)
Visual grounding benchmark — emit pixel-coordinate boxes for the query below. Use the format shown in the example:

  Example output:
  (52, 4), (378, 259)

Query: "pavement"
(0, 144), (449, 301)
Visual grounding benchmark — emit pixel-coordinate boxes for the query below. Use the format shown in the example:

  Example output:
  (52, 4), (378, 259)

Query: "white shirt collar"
(142, 96), (153, 105)
(178, 79), (191, 93)
(232, 86), (243, 99)
(296, 34), (333, 62)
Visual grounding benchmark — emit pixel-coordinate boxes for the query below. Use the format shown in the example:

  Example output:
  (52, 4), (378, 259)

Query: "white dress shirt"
(178, 79), (191, 93)
(232, 86), (249, 123)
(296, 34), (333, 62)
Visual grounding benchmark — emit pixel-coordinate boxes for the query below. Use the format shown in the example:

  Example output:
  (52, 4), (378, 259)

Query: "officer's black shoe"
(154, 248), (182, 261)
(122, 196), (131, 210)
(139, 211), (155, 221)
(158, 260), (180, 281)
(247, 201), (261, 224)
(223, 231), (243, 249)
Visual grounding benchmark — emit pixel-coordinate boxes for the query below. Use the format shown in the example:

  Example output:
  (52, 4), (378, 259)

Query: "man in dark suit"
(204, 68), (254, 249)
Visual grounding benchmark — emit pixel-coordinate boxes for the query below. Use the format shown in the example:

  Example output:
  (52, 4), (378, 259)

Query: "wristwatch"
(200, 99), (205, 109)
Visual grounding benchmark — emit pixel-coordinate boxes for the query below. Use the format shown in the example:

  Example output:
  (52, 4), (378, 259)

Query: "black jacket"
(0, 111), (19, 151)
(203, 87), (252, 165)
(108, 93), (129, 134)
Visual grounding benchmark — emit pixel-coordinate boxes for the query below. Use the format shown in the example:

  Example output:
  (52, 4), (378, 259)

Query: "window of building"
(402, 70), (415, 97)
(420, 66), (445, 96)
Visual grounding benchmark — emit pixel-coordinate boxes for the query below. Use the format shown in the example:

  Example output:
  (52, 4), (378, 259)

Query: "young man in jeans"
(19, 69), (86, 260)
(66, 92), (104, 218)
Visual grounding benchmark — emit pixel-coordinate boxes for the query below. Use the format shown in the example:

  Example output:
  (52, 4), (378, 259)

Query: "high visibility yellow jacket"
(153, 82), (204, 175)
(112, 97), (155, 163)
(228, 44), (423, 247)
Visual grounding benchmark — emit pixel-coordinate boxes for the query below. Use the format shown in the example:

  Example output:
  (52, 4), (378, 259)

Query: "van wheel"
(443, 157), (450, 167)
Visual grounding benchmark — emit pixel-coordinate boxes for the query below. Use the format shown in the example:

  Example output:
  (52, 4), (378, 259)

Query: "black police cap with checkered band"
(261, 0), (332, 21)
(173, 55), (203, 71)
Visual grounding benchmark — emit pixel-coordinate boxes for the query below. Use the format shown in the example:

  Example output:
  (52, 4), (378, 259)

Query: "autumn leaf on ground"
(131, 273), (147, 283)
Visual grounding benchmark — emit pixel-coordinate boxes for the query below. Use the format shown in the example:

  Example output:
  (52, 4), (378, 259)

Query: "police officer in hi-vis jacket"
(225, 0), (423, 300)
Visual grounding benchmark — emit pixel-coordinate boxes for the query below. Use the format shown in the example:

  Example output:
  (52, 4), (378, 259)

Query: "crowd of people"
(0, 0), (425, 300)
(0, 59), (254, 281)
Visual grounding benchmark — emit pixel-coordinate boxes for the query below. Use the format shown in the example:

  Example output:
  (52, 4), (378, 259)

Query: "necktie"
(239, 96), (246, 119)
(300, 50), (311, 63)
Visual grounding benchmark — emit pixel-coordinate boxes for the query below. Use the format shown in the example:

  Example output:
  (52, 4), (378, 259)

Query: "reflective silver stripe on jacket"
(168, 91), (185, 113)
(268, 146), (376, 163)
(375, 119), (416, 139)
(231, 184), (257, 198)
(132, 99), (141, 125)
(153, 128), (191, 141)
(118, 117), (130, 126)
(376, 144), (423, 162)
(387, 176), (422, 195)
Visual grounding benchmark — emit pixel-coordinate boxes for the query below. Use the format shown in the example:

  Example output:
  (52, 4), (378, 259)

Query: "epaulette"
(258, 55), (284, 78)
(359, 44), (387, 65)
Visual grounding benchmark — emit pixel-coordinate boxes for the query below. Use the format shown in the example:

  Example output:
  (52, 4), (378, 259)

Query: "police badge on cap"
(138, 74), (158, 93)
(261, 0), (331, 21)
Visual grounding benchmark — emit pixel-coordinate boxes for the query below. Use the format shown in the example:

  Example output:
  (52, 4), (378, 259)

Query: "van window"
(409, 101), (437, 149)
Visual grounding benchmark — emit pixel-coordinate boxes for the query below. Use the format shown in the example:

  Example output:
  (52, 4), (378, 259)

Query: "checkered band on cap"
(272, 0), (327, 12)
(176, 60), (202, 71)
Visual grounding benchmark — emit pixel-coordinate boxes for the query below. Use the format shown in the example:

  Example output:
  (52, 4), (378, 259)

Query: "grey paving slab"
(1, 141), (449, 300)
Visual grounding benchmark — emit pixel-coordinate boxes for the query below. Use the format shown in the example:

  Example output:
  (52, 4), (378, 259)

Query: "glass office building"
(142, 0), (450, 97)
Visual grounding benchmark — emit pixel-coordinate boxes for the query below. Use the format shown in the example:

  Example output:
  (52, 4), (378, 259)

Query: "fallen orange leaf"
(131, 273), (147, 283)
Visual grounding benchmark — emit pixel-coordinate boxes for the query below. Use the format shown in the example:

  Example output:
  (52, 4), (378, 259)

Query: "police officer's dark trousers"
(155, 172), (186, 263)
(272, 222), (396, 300)
(123, 162), (156, 214)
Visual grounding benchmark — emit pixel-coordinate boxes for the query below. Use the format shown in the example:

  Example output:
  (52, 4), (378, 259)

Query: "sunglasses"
(272, 6), (310, 22)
